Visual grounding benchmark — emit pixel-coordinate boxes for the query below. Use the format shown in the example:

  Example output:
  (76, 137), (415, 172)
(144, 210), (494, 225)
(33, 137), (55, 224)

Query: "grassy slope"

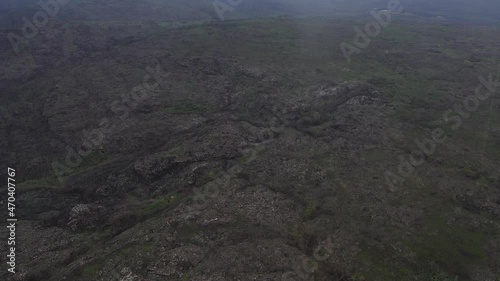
(142, 18), (500, 280)
(2, 4), (500, 279)
(15, 17), (499, 280)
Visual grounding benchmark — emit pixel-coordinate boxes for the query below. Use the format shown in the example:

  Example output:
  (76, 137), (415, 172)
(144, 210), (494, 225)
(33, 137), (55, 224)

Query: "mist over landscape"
(1, 0), (500, 26)
(1, 1), (500, 281)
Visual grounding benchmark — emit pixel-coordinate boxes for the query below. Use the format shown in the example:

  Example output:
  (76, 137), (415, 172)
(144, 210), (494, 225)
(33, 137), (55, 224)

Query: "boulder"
(67, 204), (106, 231)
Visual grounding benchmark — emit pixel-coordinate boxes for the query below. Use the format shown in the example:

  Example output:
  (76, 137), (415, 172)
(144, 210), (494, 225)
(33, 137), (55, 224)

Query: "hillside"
(1, 1), (500, 281)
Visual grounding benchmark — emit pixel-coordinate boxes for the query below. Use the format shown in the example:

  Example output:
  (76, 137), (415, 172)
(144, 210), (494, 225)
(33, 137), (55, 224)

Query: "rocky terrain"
(1, 2), (500, 281)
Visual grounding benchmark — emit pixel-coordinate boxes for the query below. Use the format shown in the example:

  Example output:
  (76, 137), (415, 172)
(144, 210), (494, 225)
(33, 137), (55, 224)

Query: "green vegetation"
(379, 25), (418, 43)
(140, 194), (179, 215)
(17, 175), (62, 190)
(78, 241), (154, 278)
(18, 150), (110, 190)
(408, 215), (489, 278)
(164, 100), (209, 114)
(463, 167), (479, 179)
(4, 7), (500, 280)
(303, 198), (319, 220)
(177, 221), (203, 244)
(79, 258), (106, 278)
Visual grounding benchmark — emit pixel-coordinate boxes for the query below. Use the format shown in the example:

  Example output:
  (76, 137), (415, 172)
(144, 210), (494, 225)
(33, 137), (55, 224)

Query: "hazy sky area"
(0, 0), (499, 26)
